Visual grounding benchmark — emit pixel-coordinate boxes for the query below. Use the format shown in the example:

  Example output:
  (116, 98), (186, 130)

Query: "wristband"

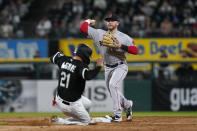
(120, 45), (128, 52)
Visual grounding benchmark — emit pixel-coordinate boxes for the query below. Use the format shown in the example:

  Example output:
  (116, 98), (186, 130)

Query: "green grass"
(0, 112), (197, 117)
(132, 111), (197, 117)
(0, 121), (8, 125)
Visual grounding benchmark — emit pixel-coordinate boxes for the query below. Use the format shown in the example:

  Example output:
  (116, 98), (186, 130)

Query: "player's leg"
(54, 95), (72, 114)
(53, 96), (91, 125)
(104, 67), (113, 96)
(118, 90), (132, 109)
(105, 65), (131, 112)
(81, 96), (92, 113)
(118, 90), (133, 120)
(52, 95), (76, 124)
(105, 67), (122, 121)
(68, 99), (91, 125)
(52, 117), (89, 126)
(107, 64), (128, 121)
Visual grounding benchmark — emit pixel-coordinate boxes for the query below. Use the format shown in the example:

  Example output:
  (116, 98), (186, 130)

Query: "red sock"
(52, 96), (56, 106)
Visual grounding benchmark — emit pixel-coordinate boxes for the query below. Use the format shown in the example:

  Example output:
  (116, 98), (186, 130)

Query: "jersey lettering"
(61, 62), (76, 73)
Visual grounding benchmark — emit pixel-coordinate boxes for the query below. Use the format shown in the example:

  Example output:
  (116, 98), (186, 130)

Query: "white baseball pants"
(54, 95), (92, 125)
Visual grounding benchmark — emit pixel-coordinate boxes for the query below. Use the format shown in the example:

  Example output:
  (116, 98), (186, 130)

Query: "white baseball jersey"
(88, 26), (135, 65)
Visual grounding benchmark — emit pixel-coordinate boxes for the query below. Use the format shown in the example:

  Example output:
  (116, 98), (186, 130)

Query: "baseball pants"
(54, 95), (92, 125)
(105, 63), (131, 117)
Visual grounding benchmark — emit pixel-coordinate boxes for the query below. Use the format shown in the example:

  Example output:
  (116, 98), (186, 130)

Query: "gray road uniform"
(88, 26), (134, 117)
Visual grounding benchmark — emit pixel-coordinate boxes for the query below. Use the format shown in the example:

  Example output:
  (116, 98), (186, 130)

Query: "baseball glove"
(101, 32), (117, 48)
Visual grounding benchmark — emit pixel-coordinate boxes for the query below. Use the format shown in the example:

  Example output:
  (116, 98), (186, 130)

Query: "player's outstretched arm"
(50, 52), (64, 64)
(79, 19), (95, 34)
(83, 58), (103, 80)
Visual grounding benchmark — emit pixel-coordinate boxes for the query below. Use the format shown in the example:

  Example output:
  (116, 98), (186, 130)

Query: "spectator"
(93, 0), (107, 11)
(72, 0), (83, 14)
(159, 0), (172, 14)
(183, 15), (196, 25)
(0, 19), (13, 38)
(160, 18), (173, 37)
(33, 50), (40, 58)
(12, 11), (20, 29)
(16, 0), (29, 18)
(140, 0), (155, 16)
(36, 16), (52, 38)
(146, 21), (160, 37)
(0, 0), (33, 38)
(67, 13), (83, 37)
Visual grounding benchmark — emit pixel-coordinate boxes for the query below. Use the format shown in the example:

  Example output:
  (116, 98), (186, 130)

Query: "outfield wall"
(0, 79), (197, 112)
(0, 80), (123, 113)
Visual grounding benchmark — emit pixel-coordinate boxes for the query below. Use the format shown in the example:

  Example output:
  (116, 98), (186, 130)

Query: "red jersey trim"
(79, 22), (88, 35)
(128, 46), (138, 55)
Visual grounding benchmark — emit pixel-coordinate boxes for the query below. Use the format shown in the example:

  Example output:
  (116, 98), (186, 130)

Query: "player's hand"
(85, 19), (96, 26)
(96, 58), (103, 67)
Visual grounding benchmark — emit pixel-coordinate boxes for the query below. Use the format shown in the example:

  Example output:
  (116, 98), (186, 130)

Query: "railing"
(0, 58), (197, 79)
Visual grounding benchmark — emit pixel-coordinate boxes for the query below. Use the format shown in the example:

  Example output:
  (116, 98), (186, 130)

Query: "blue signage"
(0, 40), (48, 58)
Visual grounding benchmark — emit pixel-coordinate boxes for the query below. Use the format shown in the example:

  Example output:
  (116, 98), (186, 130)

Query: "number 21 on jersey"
(60, 71), (70, 88)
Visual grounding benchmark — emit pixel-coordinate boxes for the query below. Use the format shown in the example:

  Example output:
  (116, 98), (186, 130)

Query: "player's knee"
(83, 98), (92, 111)
(109, 81), (116, 88)
(86, 99), (92, 108)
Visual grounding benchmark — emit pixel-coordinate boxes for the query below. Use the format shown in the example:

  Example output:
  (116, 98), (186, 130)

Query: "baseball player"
(79, 14), (138, 122)
(50, 44), (103, 125)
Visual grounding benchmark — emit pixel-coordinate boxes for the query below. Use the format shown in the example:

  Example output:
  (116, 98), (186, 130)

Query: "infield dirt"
(0, 116), (197, 131)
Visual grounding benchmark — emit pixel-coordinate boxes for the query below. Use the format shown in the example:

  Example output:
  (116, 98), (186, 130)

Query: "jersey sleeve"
(79, 21), (100, 42)
(120, 35), (138, 55)
(126, 36), (135, 46)
(50, 52), (65, 67)
(79, 64), (101, 80)
(88, 26), (100, 40)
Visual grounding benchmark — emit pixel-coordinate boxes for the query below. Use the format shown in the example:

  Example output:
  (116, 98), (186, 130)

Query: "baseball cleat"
(105, 115), (122, 122)
(50, 115), (58, 123)
(125, 100), (133, 121)
(89, 118), (97, 125)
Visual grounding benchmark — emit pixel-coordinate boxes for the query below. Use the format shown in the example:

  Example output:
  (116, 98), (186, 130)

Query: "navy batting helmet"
(74, 44), (92, 65)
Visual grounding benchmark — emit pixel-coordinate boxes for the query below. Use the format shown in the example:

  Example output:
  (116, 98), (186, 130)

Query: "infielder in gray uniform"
(79, 14), (138, 122)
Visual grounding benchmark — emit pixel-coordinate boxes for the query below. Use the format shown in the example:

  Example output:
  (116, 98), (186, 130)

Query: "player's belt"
(62, 100), (70, 105)
(57, 94), (70, 105)
(105, 62), (124, 68)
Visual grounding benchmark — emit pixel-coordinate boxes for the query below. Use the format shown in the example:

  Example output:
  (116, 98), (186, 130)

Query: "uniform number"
(60, 72), (71, 88)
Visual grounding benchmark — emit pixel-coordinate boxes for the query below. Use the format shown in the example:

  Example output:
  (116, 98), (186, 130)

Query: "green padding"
(124, 79), (152, 111)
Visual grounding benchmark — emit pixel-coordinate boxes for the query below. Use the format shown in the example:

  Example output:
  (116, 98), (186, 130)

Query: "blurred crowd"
(43, 0), (197, 39)
(0, 0), (33, 38)
(1, 0), (197, 39)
